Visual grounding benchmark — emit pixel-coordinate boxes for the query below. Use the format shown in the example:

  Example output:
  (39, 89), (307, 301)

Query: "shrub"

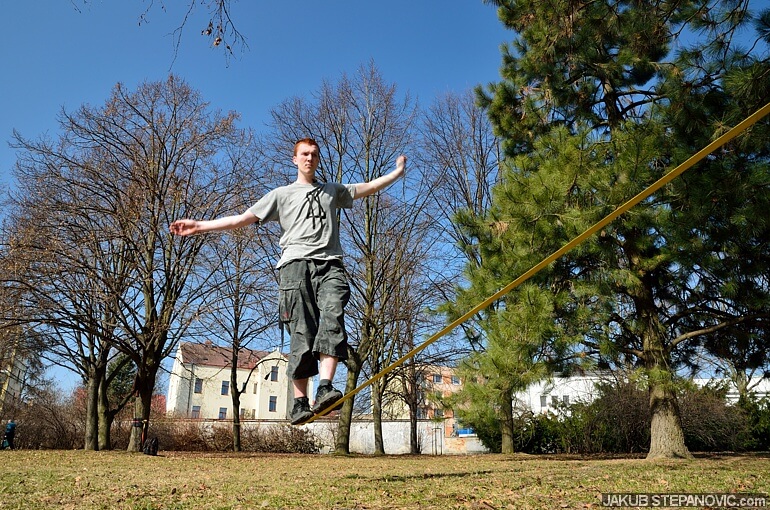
(737, 394), (770, 451)
(466, 378), (755, 455)
(241, 424), (321, 454)
(454, 404), (502, 453)
(583, 381), (650, 453)
(139, 420), (321, 453)
(4, 384), (82, 450)
(679, 382), (748, 452)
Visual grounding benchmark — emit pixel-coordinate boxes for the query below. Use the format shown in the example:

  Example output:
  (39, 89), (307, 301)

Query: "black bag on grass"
(142, 437), (158, 456)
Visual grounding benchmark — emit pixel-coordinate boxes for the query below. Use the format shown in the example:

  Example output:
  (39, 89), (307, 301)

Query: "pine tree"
(457, 0), (770, 458)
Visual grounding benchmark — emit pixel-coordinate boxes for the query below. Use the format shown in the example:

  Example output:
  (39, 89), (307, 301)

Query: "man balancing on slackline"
(170, 138), (406, 424)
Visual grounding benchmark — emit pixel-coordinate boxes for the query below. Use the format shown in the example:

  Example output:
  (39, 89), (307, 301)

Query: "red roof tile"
(179, 342), (281, 369)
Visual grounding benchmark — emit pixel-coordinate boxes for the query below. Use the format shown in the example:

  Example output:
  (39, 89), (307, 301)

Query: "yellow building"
(166, 341), (307, 421)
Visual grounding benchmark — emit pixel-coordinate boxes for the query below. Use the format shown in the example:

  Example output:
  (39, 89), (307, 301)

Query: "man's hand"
(354, 154), (407, 199)
(169, 212), (259, 236)
(170, 219), (198, 236)
(395, 155), (407, 178)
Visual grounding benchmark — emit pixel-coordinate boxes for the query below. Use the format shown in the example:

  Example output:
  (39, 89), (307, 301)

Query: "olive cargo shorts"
(279, 259), (350, 380)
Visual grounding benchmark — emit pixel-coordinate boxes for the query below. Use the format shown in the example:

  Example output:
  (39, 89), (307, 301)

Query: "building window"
(434, 408), (444, 418)
(451, 375), (461, 385)
(540, 395), (548, 408)
(270, 366), (279, 382)
(432, 373), (442, 384)
(551, 395), (559, 407)
(269, 396), (277, 412)
(191, 406), (200, 419)
(221, 381), (229, 396)
(253, 383), (258, 394)
(219, 407), (227, 420)
(194, 378), (203, 394)
(240, 408), (246, 419)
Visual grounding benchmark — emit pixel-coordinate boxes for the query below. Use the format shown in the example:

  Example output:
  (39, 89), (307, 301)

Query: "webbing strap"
(306, 101), (770, 424)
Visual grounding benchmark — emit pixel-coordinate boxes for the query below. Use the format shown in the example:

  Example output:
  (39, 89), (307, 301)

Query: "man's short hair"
(294, 138), (320, 156)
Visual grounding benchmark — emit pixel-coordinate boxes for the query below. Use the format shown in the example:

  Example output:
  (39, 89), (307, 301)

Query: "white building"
(514, 373), (608, 414)
(166, 341), (307, 421)
(515, 373), (770, 415)
(692, 377), (770, 403)
(0, 345), (27, 417)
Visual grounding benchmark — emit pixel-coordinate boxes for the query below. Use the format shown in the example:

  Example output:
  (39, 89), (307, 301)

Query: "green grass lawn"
(0, 450), (767, 509)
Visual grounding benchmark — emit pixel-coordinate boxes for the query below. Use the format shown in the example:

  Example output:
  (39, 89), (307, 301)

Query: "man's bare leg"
(312, 354), (343, 412)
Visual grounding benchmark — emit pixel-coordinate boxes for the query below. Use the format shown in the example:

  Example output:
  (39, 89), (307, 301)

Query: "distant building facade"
(0, 346), (27, 417)
(382, 365), (467, 438)
(514, 373), (607, 414)
(166, 341), (306, 421)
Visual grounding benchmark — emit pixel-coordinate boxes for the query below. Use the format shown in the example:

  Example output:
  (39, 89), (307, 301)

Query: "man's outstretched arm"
(170, 211), (259, 236)
(354, 155), (406, 199)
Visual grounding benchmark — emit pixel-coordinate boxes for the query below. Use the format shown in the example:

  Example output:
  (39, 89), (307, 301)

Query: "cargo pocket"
(278, 279), (302, 327)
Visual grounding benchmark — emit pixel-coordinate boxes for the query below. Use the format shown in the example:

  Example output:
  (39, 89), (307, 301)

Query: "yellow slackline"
(305, 101), (770, 424)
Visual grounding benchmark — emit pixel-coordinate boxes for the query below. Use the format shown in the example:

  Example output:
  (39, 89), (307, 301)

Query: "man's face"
(293, 142), (320, 176)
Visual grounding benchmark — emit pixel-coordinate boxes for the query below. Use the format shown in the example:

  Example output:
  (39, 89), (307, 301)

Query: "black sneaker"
(312, 384), (343, 413)
(290, 397), (313, 425)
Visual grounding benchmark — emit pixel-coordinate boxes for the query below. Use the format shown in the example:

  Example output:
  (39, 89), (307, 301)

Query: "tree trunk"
(372, 378), (384, 455)
(84, 372), (100, 451)
(97, 375), (113, 450)
(403, 363), (420, 454)
(500, 390), (515, 454)
(231, 364), (242, 452)
(643, 315), (692, 459)
(127, 371), (156, 452)
(335, 363), (362, 454)
(408, 401), (419, 454)
(647, 374), (692, 459)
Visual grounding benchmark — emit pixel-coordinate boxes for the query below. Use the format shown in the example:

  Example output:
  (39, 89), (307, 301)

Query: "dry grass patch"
(0, 451), (766, 509)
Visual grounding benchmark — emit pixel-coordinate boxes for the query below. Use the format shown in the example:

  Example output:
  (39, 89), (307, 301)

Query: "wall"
(305, 420), (488, 455)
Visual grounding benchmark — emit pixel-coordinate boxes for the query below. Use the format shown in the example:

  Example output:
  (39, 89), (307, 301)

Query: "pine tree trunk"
(500, 391), (515, 454)
(647, 376), (692, 459)
(644, 322), (692, 459)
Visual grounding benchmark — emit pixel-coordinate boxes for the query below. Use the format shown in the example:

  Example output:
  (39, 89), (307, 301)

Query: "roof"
(178, 341), (283, 370)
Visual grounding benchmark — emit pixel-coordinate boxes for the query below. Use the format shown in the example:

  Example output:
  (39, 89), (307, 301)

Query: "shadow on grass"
(342, 469), (500, 483)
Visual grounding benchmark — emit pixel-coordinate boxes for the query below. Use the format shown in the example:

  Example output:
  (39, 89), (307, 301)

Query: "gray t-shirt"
(249, 182), (357, 268)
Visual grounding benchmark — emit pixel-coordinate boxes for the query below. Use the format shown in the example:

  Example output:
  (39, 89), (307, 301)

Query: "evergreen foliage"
(453, 0), (770, 457)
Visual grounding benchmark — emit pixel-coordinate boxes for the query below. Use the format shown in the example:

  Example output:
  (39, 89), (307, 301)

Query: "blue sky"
(1, 1), (511, 390)
(0, 1), (511, 189)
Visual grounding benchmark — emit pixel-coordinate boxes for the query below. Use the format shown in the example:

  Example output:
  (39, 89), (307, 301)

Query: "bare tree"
(265, 62), (433, 453)
(2, 139), (137, 450)
(73, 1), (248, 63)
(417, 89), (500, 270)
(363, 211), (453, 454)
(193, 176), (285, 450)
(6, 75), (251, 451)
